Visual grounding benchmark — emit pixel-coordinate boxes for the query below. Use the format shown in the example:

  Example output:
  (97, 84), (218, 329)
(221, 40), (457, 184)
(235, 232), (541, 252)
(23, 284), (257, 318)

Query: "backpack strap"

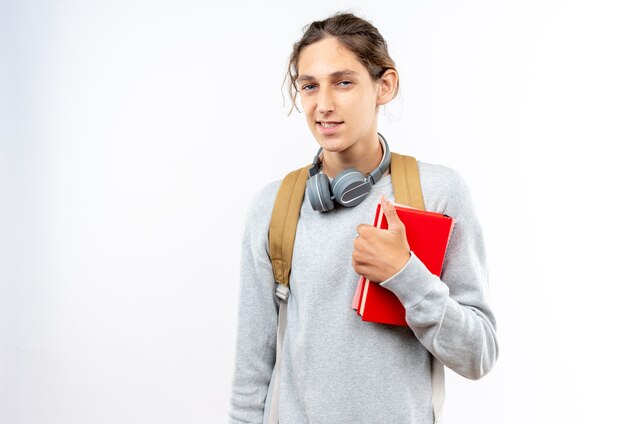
(268, 165), (309, 287)
(267, 166), (308, 424)
(390, 152), (425, 210)
(390, 153), (446, 424)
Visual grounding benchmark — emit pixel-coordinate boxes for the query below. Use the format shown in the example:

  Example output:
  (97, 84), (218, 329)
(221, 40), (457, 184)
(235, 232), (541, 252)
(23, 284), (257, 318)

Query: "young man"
(229, 13), (498, 423)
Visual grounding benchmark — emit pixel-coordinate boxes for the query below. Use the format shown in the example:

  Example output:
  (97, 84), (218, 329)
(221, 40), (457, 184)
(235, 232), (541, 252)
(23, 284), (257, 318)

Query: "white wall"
(1, 0), (625, 422)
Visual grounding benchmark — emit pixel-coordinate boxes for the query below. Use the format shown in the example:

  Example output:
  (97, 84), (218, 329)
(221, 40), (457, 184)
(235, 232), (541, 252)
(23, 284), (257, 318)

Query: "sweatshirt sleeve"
(380, 168), (499, 380)
(229, 184), (280, 423)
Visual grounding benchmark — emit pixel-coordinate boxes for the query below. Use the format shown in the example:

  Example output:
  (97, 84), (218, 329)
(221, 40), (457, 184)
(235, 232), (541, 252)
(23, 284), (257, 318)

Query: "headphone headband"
(309, 132), (390, 182)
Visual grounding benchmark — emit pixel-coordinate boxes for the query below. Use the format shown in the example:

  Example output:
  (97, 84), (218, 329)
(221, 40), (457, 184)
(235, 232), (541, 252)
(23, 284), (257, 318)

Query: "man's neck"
(321, 133), (384, 179)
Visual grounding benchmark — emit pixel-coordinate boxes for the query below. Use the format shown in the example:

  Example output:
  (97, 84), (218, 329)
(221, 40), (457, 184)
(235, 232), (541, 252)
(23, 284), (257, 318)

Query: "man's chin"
(314, 136), (347, 152)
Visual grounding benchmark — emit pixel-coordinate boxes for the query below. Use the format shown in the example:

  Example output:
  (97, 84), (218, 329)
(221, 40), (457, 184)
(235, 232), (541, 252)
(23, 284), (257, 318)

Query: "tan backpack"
(266, 152), (445, 424)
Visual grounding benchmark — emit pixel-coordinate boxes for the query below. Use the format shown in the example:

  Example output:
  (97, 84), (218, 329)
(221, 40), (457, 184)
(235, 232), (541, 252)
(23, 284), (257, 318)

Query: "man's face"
(297, 37), (380, 155)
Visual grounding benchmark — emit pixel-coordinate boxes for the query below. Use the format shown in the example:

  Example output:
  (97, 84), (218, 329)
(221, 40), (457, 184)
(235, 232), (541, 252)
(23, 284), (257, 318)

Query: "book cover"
(353, 202), (455, 326)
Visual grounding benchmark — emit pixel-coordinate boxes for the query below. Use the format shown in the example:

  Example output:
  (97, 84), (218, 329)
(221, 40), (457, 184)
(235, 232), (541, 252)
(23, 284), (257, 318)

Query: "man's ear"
(376, 69), (399, 106)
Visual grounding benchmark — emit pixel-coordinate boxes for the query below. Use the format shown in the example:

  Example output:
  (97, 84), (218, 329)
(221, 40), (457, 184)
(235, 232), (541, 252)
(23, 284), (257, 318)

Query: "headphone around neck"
(306, 132), (391, 212)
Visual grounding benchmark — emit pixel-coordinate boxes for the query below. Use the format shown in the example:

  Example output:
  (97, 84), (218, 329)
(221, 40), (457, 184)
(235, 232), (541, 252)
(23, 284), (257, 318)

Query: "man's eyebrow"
(296, 70), (359, 83)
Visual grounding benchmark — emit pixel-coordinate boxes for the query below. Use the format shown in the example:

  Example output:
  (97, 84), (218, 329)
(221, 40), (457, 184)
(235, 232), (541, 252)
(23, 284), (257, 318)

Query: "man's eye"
(301, 84), (316, 91)
(337, 81), (352, 87)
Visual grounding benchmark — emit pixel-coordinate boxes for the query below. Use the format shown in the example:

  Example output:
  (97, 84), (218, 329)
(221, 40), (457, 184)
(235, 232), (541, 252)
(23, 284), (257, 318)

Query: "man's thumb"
(381, 195), (404, 232)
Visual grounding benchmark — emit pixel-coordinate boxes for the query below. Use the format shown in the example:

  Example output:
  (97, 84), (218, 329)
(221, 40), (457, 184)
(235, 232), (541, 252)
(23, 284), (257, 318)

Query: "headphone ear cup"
(306, 172), (335, 212)
(331, 168), (371, 207)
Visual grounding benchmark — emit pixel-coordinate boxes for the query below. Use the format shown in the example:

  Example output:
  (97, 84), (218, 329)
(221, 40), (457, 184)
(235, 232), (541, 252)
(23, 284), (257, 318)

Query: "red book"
(352, 202), (455, 326)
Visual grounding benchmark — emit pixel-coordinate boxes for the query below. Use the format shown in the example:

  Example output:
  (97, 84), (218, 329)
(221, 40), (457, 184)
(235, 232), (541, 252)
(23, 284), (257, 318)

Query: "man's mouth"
(317, 121), (343, 128)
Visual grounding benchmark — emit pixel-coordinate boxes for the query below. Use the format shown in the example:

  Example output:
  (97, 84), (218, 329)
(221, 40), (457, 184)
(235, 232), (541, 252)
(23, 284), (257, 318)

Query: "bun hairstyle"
(283, 12), (400, 115)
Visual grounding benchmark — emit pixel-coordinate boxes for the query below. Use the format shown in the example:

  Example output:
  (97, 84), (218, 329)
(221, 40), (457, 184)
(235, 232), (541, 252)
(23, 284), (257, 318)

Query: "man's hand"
(352, 195), (411, 283)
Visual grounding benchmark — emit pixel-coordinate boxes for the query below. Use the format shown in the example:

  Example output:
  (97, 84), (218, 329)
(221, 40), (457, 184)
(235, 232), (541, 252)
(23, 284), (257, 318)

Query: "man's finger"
(356, 223), (375, 236)
(381, 195), (404, 232)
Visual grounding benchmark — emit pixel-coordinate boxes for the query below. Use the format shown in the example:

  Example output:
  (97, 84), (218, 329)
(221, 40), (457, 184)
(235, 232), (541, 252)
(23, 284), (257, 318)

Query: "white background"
(2, 0), (625, 423)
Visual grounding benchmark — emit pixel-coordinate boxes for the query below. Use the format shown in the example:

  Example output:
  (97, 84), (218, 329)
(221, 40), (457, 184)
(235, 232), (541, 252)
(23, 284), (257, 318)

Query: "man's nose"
(316, 86), (335, 114)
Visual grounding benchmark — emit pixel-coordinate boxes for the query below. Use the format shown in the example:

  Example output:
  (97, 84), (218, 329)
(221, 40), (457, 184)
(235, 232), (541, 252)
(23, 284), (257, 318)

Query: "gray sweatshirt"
(229, 161), (498, 424)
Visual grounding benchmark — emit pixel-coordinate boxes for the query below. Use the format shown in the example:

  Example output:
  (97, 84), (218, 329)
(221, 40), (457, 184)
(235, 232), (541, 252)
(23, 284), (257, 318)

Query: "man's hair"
(283, 12), (400, 115)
